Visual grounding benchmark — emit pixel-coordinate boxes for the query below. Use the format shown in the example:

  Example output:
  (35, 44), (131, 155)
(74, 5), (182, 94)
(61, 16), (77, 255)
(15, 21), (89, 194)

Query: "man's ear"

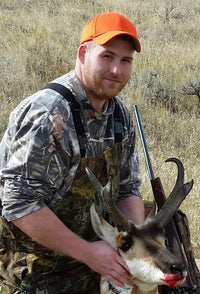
(78, 44), (87, 64)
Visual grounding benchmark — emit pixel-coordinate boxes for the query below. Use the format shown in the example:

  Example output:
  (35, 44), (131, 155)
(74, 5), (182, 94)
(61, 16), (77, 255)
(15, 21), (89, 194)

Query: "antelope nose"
(170, 264), (185, 274)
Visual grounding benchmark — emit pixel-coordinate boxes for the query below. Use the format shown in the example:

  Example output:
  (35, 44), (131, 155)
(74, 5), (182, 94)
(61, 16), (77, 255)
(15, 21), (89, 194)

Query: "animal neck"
(101, 278), (133, 294)
(101, 278), (158, 294)
(132, 286), (158, 294)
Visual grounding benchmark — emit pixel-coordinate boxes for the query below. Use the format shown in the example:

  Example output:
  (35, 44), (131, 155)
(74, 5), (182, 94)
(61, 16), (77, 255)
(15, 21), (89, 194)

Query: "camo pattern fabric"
(0, 145), (121, 293)
(0, 69), (141, 293)
(0, 70), (141, 222)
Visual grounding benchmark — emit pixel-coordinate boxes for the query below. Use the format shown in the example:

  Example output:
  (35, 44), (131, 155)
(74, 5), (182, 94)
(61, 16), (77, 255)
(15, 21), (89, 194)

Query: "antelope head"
(86, 158), (193, 294)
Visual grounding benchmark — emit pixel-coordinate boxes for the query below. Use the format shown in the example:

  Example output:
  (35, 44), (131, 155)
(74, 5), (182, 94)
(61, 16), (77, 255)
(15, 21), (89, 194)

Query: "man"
(0, 11), (145, 293)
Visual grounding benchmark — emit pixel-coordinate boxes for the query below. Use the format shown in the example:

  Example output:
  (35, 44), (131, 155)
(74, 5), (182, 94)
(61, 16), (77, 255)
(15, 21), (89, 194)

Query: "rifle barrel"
(133, 105), (155, 181)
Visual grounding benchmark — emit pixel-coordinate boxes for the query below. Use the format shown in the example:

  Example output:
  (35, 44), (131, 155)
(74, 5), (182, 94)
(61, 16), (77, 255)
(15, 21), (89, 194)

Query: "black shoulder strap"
(42, 83), (123, 156)
(113, 98), (123, 143)
(42, 83), (76, 105)
(42, 83), (86, 157)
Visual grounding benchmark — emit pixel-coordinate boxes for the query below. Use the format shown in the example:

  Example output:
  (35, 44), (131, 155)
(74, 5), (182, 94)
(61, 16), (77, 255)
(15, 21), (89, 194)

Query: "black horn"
(154, 158), (193, 229)
(165, 158), (184, 194)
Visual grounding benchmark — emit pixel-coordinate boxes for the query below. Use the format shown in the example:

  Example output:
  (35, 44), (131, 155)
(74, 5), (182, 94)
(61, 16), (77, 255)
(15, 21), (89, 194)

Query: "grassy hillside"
(0, 0), (200, 256)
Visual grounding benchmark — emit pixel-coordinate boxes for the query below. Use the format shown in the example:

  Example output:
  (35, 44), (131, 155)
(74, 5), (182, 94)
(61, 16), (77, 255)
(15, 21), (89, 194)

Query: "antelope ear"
(90, 203), (118, 249)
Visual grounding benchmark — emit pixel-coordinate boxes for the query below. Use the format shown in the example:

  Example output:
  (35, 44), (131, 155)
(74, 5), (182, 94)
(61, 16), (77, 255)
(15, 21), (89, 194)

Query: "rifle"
(133, 105), (200, 294)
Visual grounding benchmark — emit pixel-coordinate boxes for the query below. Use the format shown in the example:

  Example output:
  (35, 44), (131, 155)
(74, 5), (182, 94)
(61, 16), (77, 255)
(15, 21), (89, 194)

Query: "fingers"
(106, 253), (132, 287)
(106, 274), (125, 288)
(87, 241), (133, 288)
(115, 254), (130, 273)
(105, 269), (132, 288)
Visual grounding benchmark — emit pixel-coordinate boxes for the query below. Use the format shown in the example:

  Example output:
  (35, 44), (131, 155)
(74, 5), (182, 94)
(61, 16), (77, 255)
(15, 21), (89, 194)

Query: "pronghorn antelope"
(86, 158), (193, 294)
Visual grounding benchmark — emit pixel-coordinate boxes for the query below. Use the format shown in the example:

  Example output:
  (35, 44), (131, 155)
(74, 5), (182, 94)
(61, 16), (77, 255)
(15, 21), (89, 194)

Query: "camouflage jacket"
(0, 70), (141, 222)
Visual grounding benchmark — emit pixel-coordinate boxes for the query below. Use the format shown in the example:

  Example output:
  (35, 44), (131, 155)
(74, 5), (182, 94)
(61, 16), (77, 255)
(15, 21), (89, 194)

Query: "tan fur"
(118, 236), (154, 260)
(196, 259), (200, 270)
(144, 200), (156, 219)
(103, 234), (165, 294)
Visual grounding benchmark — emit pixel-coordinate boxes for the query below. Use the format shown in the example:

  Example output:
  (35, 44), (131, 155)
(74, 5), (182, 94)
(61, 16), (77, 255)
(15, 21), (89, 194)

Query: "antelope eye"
(119, 237), (133, 252)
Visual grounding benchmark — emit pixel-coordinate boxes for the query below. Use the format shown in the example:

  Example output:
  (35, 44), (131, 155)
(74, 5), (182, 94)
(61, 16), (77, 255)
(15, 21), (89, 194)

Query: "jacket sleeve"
(0, 90), (80, 221)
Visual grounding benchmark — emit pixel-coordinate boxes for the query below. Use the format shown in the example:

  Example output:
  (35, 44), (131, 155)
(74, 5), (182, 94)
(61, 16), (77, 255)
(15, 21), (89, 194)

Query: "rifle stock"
(151, 177), (166, 208)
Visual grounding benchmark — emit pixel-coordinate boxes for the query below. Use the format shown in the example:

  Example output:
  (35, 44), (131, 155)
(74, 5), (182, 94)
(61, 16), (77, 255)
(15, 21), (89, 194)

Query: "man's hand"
(82, 240), (132, 288)
(12, 206), (133, 288)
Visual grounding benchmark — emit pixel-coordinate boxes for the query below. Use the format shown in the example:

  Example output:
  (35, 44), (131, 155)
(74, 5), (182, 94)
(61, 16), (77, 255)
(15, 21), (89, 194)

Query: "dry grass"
(0, 0), (200, 256)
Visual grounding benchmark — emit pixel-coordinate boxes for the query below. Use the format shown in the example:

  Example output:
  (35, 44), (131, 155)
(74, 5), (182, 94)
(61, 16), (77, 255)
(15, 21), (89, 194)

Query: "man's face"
(81, 37), (135, 102)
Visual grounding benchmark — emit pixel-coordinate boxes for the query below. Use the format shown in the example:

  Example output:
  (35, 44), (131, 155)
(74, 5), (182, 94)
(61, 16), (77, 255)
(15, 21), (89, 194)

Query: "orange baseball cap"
(80, 12), (141, 52)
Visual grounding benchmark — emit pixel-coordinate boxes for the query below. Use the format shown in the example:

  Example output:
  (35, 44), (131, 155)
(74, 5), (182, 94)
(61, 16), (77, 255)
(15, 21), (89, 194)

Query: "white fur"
(101, 278), (133, 294)
(125, 258), (164, 291)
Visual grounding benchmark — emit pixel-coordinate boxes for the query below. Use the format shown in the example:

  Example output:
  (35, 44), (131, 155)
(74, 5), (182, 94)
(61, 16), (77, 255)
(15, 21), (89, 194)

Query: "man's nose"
(110, 61), (121, 75)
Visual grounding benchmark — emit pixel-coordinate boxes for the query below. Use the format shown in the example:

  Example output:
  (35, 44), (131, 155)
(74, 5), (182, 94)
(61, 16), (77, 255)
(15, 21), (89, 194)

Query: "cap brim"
(93, 31), (141, 52)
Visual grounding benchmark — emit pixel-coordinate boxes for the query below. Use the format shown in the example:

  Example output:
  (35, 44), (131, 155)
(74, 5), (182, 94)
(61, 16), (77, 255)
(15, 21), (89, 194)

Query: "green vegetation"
(0, 0), (200, 256)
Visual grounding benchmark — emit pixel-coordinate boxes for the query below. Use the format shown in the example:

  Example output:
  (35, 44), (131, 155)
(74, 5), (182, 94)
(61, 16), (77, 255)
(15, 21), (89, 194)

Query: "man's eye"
(122, 58), (131, 64)
(104, 55), (112, 59)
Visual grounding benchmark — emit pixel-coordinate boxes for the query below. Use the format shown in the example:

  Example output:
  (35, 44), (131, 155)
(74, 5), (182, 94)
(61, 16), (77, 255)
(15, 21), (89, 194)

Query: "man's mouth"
(104, 77), (121, 83)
